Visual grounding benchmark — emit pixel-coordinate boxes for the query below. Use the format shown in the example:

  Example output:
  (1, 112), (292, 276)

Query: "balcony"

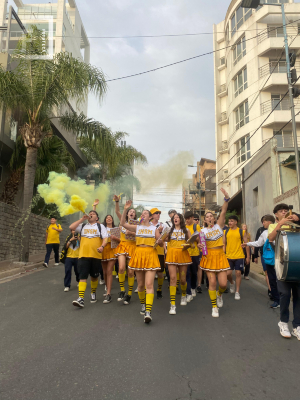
(257, 26), (296, 45)
(218, 84), (227, 98)
(261, 98), (300, 115)
(219, 140), (229, 154)
(259, 61), (300, 79)
(218, 111), (228, 125)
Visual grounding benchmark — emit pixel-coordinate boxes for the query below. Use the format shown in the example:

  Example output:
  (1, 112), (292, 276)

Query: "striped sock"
(170, 286), (176, 305)
(128, 276), (135, 296)
(78, 281), (87, 299)
(176, 272), (180, 288)
(217, 286), (227, 297)
(209, 290), (217, 308)
(119, 272), (125, 292)
(181, 283), (187, 297)
(157, 278), (164, 292)
(138, 290), (146, 305)
(91, 280), (98, 294)
(146, 293), (154, 312)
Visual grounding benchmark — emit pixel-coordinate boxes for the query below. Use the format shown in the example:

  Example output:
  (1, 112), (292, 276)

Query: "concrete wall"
(0, 202), (70, 261)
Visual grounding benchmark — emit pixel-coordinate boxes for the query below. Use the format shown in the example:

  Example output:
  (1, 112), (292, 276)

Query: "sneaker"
(235, 292), (241, 300)
(292, 326), (300, 340)
(157, 291), (163, 299)
(90, 292), (97, 303)
(116, 275), (119, 279)
(270, 302), (280, 308)
(278, 321), (291, 338)
(164, 276), (168, 280)
(144, 311), (152, 323)
(99, 279), (105, 285)
(123, 294), (131, 305)
(196, 286), (202, 294)
(230, 282), (235, 293)
(191, 289), (196, 297)
(224, 288), (229, 293)
(140, 304), (146, 315)
(64, 287), (70, 292)
(103, 292), (108, 297)
(42, 262), (48, 268)
(155, 274), (158, 279)
(217, 293), (223, 308)
(103, 294), (112, 304)
(54, 263), (59, 266)
(72, 297), (84, 308)
(186, 294), (193, 303)
(117, 291), (126, 301)
(180, 296), (187, 306)
(169, 304), (176, 315)
(212, 307), (219, 318)
(134, 287), (138, 293)
(244, 276), (249, 280)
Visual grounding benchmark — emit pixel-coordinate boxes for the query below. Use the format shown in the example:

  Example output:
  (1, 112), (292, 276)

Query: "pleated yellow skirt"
(165, 248), (192, 266)
(128, 246), (161, 271)
(102, 243), (117, 261)
(200, 247), (230, 272)
(114, 241), (136, 259)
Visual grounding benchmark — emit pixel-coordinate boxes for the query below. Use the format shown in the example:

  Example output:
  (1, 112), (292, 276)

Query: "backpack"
(225, 228), (244, 254)
(193, 223), (197, 233)
(80, 222), (102, 239)
(262, 239), (275, 265)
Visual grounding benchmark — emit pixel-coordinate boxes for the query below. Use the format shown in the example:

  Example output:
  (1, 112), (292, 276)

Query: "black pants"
(186, 256), (199, 294)
(44, 243), (59, 264)
(244, 260), (250, 277)
(266, 264), (279, 303)
(277, 280), (300, 328)
(64, 257), (79, 288)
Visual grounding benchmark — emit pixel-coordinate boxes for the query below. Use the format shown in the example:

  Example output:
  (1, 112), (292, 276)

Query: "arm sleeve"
(246, 232), (266, 248)
(101, 225), (108, 238)
(75, 224), (82, 234)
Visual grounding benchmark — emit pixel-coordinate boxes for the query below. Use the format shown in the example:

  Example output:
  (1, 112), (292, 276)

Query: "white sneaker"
(212, 307), (219, 318)
(42, 262), (48, 268)
(54, 263), (59, 266)
(278, 321), (291, 338)
(180, 296), (187, 306)
(155, 274), (158, 279)
(134, 287), (138, 293)
(292, 326), (300, 340)
(99, 279), (105, 285)
(169, 304), (177, 315)
(164, 276), (168, 280)
(191, 289), (196, 297)
(217, 293), (223, 308)
(104, 285), (107, 291)
(235, 292), (241, 300)
(230, 281), (235, 293)
(186, 294), (193, 302)
(116, 275), (119, 279)
(64, 287), (69, 292)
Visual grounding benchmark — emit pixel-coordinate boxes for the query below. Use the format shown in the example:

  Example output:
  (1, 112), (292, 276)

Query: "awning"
(227, 188), (243, 212)
(281, 151), (300, 170)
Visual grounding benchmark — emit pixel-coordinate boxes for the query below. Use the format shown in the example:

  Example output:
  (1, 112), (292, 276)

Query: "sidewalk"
(248, 259), (267, 287)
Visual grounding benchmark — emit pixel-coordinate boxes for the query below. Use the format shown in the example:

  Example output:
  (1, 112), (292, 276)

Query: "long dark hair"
(126, 208), (137, 222)
(169, 213), (189, 241)
(103, 214), (115, 228)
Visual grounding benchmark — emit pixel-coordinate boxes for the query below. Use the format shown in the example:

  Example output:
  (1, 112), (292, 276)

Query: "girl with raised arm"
(121, 200), (162, 323)
(198, 188), (231, 318)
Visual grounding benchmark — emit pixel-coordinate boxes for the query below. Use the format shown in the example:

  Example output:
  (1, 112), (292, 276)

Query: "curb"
(249, 270), (267, 287)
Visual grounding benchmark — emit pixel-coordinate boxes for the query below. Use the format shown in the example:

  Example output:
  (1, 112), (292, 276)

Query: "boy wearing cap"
(150, 208), (165, 299)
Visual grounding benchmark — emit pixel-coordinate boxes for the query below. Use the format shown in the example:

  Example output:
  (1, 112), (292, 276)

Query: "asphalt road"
(0, 266), (299, 400)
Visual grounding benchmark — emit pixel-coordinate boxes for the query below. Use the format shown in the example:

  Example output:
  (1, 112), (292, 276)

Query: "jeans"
(266, 264), (279, 303)
(186, 256), (200, 294)
(45, 243), (59, 264)
(64, 257), (79, 288)
(277, 280), (300, 328)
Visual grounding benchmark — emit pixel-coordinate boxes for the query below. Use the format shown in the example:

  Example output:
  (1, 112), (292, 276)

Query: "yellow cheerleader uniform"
(165, 229), (192, 266)
(102, 227), (117, 262)
(200, 224), (230, 272)
(128, 225), (160, 271)
(114, 227), (136, 259)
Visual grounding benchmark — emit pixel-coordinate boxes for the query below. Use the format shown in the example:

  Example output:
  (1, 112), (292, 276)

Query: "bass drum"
(275, 231), (300, 282)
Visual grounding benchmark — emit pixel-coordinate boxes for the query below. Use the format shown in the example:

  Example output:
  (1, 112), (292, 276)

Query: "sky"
(8, 0), (232, 221)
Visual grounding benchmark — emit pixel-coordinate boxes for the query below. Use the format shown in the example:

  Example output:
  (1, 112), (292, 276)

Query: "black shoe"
(157, 291), (163, 299)
(103, 294), (112, 304)
(140, 304), (146, 315)
(73, 297), (84, 308)
(196, 286), (202, 294)
(224, 288), (229, 293)
(123, 294), (131, 305)
(144, 311), (152, 323)
(117, 291), (126, 301)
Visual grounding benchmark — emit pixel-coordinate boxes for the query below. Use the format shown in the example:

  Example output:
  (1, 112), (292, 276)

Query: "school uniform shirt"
(186, 224), (201, 256)
(120, 226), (135, 242)
(201, 224), (224, 248)
(75, 223), (108, 259)
(168, 229), (188, 249)
(46, 224), (62, 244)
(66, 240), (80, 258)
(135, 225), (156, 247)
(225, 229), (245, 259)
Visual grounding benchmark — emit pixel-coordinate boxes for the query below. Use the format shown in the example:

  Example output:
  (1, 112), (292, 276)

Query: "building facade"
(213, 0), (300, 205)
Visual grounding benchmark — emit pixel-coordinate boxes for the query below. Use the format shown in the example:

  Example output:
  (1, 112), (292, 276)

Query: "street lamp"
(241, 0), (300, 207)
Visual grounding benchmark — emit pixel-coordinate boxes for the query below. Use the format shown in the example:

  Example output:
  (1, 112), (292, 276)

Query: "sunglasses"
(153, 212), (161, 215)
(194, 218), (199, 221)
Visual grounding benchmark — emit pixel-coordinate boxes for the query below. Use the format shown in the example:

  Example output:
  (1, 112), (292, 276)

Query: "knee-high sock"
(78, 281), (87, 299)
(209, 290), (217, 308)
(128, 276), (135, 296)
(176, 272), (180, 288)
(181, 283), (187, 297)
(119, 272), (125, 292)
(91, 280), (98, 294)
(138, 290), (146, 305)
(217, 286), (226, 297)
(170, 286), (176, 305)
(146, 293), (154, 312)
(157, 278), (164, 292)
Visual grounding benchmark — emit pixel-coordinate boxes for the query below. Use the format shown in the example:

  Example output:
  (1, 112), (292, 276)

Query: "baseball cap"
(150, 208), (161, 215)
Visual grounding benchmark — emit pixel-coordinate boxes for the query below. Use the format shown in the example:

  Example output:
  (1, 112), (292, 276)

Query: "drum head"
(275, 232), (288, 281)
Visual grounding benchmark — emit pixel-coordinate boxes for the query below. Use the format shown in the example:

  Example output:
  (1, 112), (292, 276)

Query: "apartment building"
(213, 0), (300, 206)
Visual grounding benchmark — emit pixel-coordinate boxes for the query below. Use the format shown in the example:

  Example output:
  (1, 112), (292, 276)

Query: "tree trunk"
(0, 168), (23, 205)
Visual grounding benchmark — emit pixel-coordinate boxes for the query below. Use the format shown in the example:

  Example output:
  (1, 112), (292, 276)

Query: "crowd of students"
(42, 190), (300, 340)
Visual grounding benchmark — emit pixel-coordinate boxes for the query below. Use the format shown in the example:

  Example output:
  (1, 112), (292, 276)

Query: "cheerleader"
(113, 195), (137, 305)
(198, 188), (230, 318)
(165, 213), (192, 315)
(102, 215), (118, 304)
(120, 200), (162, 323)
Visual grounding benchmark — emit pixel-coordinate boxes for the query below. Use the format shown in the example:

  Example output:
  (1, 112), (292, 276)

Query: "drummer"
(268, 204), (300, 340)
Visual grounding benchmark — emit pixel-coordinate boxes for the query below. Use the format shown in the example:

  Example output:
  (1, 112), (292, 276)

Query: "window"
(234, 68), (248, 98)
(274, 130), (293, 147)
(220, 57), (225, 66)
(235, 100), (249, 130)
(237, 176), (242, 191)
(253, 187), (258, 207)
(233, 36), (246, 66)
(269, 59), (286, 74)
(236, 134), (251, 164)
(271, 94), (289, 111)
(231, 6), (252, 37)
(62, 24), (66, 41)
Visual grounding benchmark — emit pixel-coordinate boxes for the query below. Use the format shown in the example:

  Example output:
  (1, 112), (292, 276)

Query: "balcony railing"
(258, 25), (297, 45)
(219, 84), (227, 94)
(259, 61), (300, 78)
(219, 112), (227, 123)
(261, 98), (300, 115)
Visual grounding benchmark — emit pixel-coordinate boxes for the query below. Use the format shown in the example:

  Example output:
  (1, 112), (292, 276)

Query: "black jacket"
(254, 226), (266, 258)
